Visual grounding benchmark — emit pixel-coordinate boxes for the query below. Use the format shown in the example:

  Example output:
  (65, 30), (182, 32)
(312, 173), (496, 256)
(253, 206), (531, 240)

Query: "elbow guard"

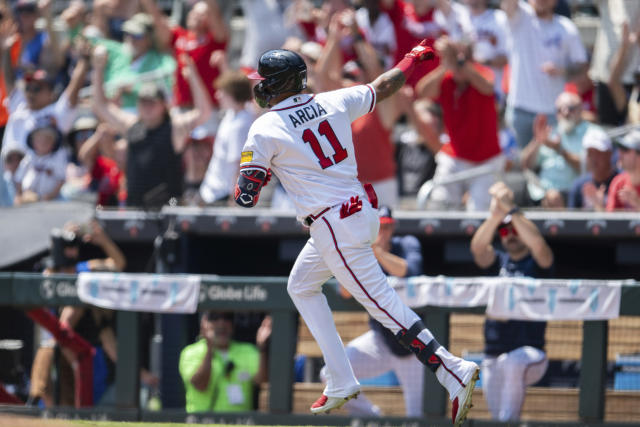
(234, 167), (270, 208)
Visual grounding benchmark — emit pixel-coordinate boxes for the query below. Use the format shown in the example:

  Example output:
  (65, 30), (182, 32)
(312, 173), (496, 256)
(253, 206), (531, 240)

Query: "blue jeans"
(506, 106), (556, 150)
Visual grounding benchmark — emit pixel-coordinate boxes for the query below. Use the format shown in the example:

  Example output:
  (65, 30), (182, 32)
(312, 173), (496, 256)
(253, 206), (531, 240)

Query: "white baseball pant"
(481, 346), (549, 421)
(288, 198), (467, 399)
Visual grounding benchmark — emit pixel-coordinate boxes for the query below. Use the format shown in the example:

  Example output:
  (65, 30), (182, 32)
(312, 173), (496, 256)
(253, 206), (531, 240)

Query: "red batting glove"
(394, 39), (435, 79)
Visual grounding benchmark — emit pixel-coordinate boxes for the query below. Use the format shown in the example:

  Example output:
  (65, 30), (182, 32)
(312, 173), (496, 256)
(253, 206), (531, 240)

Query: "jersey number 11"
(302, 120), (348, 169)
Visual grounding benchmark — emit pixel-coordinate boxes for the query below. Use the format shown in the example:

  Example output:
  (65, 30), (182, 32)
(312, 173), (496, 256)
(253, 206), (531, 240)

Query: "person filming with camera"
(28, 220), (129, 407)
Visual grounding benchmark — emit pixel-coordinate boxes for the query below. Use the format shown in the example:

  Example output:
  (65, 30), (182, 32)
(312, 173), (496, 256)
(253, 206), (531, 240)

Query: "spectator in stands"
(354, 0), (396, 70)
(29, 220), (127, 407)
(92, 13), (176, 111)
(89, 0), (139, 42)
(327, 206), (425, 417)
(13, 117), (67, 204)
(463, 0), (510, 102)
(179, 311), (270, 413)
(69, 119), (124, 207)
(11, 0), (64, 73)
(590, 1), (640, 126)
(520, 92), (595, 208)
(238, 0), (297, 70)
(60, 0), (88, 45)
(607, 130), (640, 211)
(416, 36), (504, 210)
(568, 127), (617, 211)
(140, 0), (228, 109)
(311, 12), (413, 207)
(606, 21), (640, 126)
(91, 48), (212, 207)
(199, 72), (255, 206)
(0, 5), (20, 145)
(380, 0), (471, 87)
(1, 54), (89, 158)
(470, 181), (552, 422)
(501, 0), (588, 149)
(182, 126), (214, 205)
(1, 144), (25, 205)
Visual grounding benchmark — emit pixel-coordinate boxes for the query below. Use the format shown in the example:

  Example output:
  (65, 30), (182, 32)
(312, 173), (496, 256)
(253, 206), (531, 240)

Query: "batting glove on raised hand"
(405, 39), (435, 62)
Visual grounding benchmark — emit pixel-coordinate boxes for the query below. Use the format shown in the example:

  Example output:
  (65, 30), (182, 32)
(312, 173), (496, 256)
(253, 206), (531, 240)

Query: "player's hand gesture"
(489, 181), (515, 218)
(406, 39), (435, 63)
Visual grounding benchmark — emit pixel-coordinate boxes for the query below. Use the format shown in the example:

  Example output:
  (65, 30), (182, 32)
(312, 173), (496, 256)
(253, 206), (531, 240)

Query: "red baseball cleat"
(310, 390), (360, 414)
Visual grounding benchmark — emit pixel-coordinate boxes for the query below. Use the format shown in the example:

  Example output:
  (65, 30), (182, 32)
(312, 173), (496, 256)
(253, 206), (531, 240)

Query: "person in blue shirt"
(322, 206), (426, 417)
(567, 127), (617, 210)
(470, 181), (554, 421)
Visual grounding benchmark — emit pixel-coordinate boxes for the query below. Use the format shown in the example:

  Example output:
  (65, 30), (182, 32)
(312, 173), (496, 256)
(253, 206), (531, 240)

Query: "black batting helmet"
(248, 49), (307, 108)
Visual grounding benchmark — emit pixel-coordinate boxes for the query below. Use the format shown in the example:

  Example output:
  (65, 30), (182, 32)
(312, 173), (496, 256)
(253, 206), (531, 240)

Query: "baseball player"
(235, 42), (479, 426)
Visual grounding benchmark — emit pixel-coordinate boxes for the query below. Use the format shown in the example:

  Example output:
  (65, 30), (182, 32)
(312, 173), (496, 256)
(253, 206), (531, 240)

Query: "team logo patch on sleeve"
(241, 151), (253, 163)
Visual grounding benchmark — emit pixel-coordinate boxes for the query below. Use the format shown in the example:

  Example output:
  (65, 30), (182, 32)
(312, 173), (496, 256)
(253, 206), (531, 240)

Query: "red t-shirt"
(171, 27), (227, 107)
(352, 112), (395, 182)
(382, 0), (443, 87)
(436, 65), (501, 163)
(92, 156), (123, 207)
(606, 172), (640, 211)
(565, 82), (596, 116)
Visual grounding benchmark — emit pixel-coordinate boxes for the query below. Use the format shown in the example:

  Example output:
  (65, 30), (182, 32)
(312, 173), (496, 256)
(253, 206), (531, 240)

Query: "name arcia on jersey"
(288, 102), (328, 128)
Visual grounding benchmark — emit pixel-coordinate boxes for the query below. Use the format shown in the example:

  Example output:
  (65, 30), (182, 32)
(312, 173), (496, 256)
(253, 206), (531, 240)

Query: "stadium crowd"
(0, 0), (639, 211)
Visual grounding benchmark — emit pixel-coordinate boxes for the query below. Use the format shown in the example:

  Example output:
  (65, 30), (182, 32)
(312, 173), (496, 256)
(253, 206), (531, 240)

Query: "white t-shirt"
(355, 8), (396, 69)
(199, 108), (256, 203)
(240, 85), (376, 221)
(14, 148), (68, 199)
(468, 8), (510, 95)
(239, 0), (300, 69)
(1, 91), (75, 158)
(506, 1), (587, 114)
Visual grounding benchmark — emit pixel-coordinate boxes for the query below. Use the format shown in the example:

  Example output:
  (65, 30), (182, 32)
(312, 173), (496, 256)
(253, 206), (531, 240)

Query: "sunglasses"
(498, 225), (518, 238)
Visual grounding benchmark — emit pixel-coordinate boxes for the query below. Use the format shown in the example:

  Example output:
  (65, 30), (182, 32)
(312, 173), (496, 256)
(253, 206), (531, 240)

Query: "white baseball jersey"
(239, 84), (376, 221)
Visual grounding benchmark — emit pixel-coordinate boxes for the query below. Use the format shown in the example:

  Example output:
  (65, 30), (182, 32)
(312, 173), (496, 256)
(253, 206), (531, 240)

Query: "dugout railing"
(0, 272), (639, 426)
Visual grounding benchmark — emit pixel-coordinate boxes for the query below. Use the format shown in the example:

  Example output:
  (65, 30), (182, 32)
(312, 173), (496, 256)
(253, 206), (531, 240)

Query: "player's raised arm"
(370, 40), (435, 103)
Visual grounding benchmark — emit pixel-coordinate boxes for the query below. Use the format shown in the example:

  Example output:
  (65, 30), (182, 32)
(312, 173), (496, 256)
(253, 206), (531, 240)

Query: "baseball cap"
(24, 69), (54, 87)
(138, 81), (166, 101)
(582, 126), (612, 152)
(617, 130), (640, 151)
(378, 205), (395, 224)
(71, 115), (99, 133)
(122, 13), (152, 37)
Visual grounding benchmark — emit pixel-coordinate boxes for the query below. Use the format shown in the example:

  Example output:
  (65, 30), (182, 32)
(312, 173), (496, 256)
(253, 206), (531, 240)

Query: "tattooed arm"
(370, 68), (407, 103)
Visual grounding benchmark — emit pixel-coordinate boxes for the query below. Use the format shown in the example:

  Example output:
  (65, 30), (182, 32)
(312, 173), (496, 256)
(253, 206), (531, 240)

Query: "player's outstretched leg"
(287, 238), (361, 414)
(396, 320), (479, 426)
